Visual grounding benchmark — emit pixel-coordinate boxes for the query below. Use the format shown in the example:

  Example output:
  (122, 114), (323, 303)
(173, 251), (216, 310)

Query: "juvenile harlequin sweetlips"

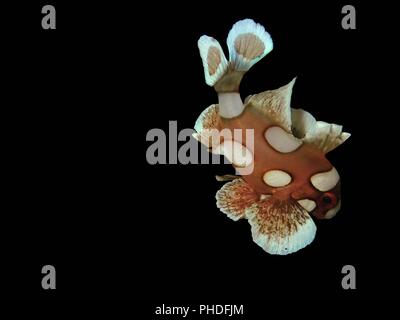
(193, 19), (350, 255)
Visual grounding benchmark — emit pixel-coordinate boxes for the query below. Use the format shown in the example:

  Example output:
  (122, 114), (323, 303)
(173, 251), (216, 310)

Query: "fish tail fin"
(198, 19), (273, 93)
(227, 19), (273, 74)
(198, 36), (229, 88)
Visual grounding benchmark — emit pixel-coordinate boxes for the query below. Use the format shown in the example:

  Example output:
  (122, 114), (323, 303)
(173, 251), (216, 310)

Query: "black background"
(2, 0), (398, 307)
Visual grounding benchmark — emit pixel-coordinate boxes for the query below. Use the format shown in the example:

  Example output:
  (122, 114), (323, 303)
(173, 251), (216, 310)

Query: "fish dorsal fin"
(245, 78), (296, 132)
(194, 104), (220, 132)
(303, 121), (351, 153)
(291, 108), (350, 153)
(193, 104), (222, 148)
(290, 108), (317, 139)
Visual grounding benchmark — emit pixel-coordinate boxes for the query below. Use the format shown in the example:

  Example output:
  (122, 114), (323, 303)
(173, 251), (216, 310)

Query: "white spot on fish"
(310, 167), (340, 192)
(264, 126), (302, 153)
(213, 140), (253, 167)
(297, 199), (317, 212)
(263, 170), (292, 187)
(260, 194), (272, 201)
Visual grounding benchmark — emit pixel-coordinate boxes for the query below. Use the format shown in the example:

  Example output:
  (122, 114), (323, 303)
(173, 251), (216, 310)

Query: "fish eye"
(322, 196), (332, 204)
(321, 192), (337, 206)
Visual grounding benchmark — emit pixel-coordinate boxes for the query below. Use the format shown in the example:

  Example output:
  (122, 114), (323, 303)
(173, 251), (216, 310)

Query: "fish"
(194, 19), (350, 255)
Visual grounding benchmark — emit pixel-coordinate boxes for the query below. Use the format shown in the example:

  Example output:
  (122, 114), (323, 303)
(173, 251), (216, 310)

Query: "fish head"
(294, 163), (342, 219)
(311, 179), (341, 219)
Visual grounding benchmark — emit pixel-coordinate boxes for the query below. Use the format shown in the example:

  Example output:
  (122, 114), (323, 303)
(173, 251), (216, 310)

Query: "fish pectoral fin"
(245, 198), (316, 255)
(216, 178), (258, 221)
(215, 174), (240, 182)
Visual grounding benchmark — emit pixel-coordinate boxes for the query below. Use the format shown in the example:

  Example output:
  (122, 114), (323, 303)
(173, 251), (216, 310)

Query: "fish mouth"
(324, 200), (341, 219)
(305, 199), (341, 220)
(296, 197), (341, 220)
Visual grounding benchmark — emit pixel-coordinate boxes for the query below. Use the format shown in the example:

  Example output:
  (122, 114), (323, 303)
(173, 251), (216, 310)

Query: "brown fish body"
(220, 103), (337, 218)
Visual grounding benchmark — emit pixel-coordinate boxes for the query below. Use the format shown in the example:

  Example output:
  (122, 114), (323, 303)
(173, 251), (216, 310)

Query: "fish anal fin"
(245, 198), (316, 255)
